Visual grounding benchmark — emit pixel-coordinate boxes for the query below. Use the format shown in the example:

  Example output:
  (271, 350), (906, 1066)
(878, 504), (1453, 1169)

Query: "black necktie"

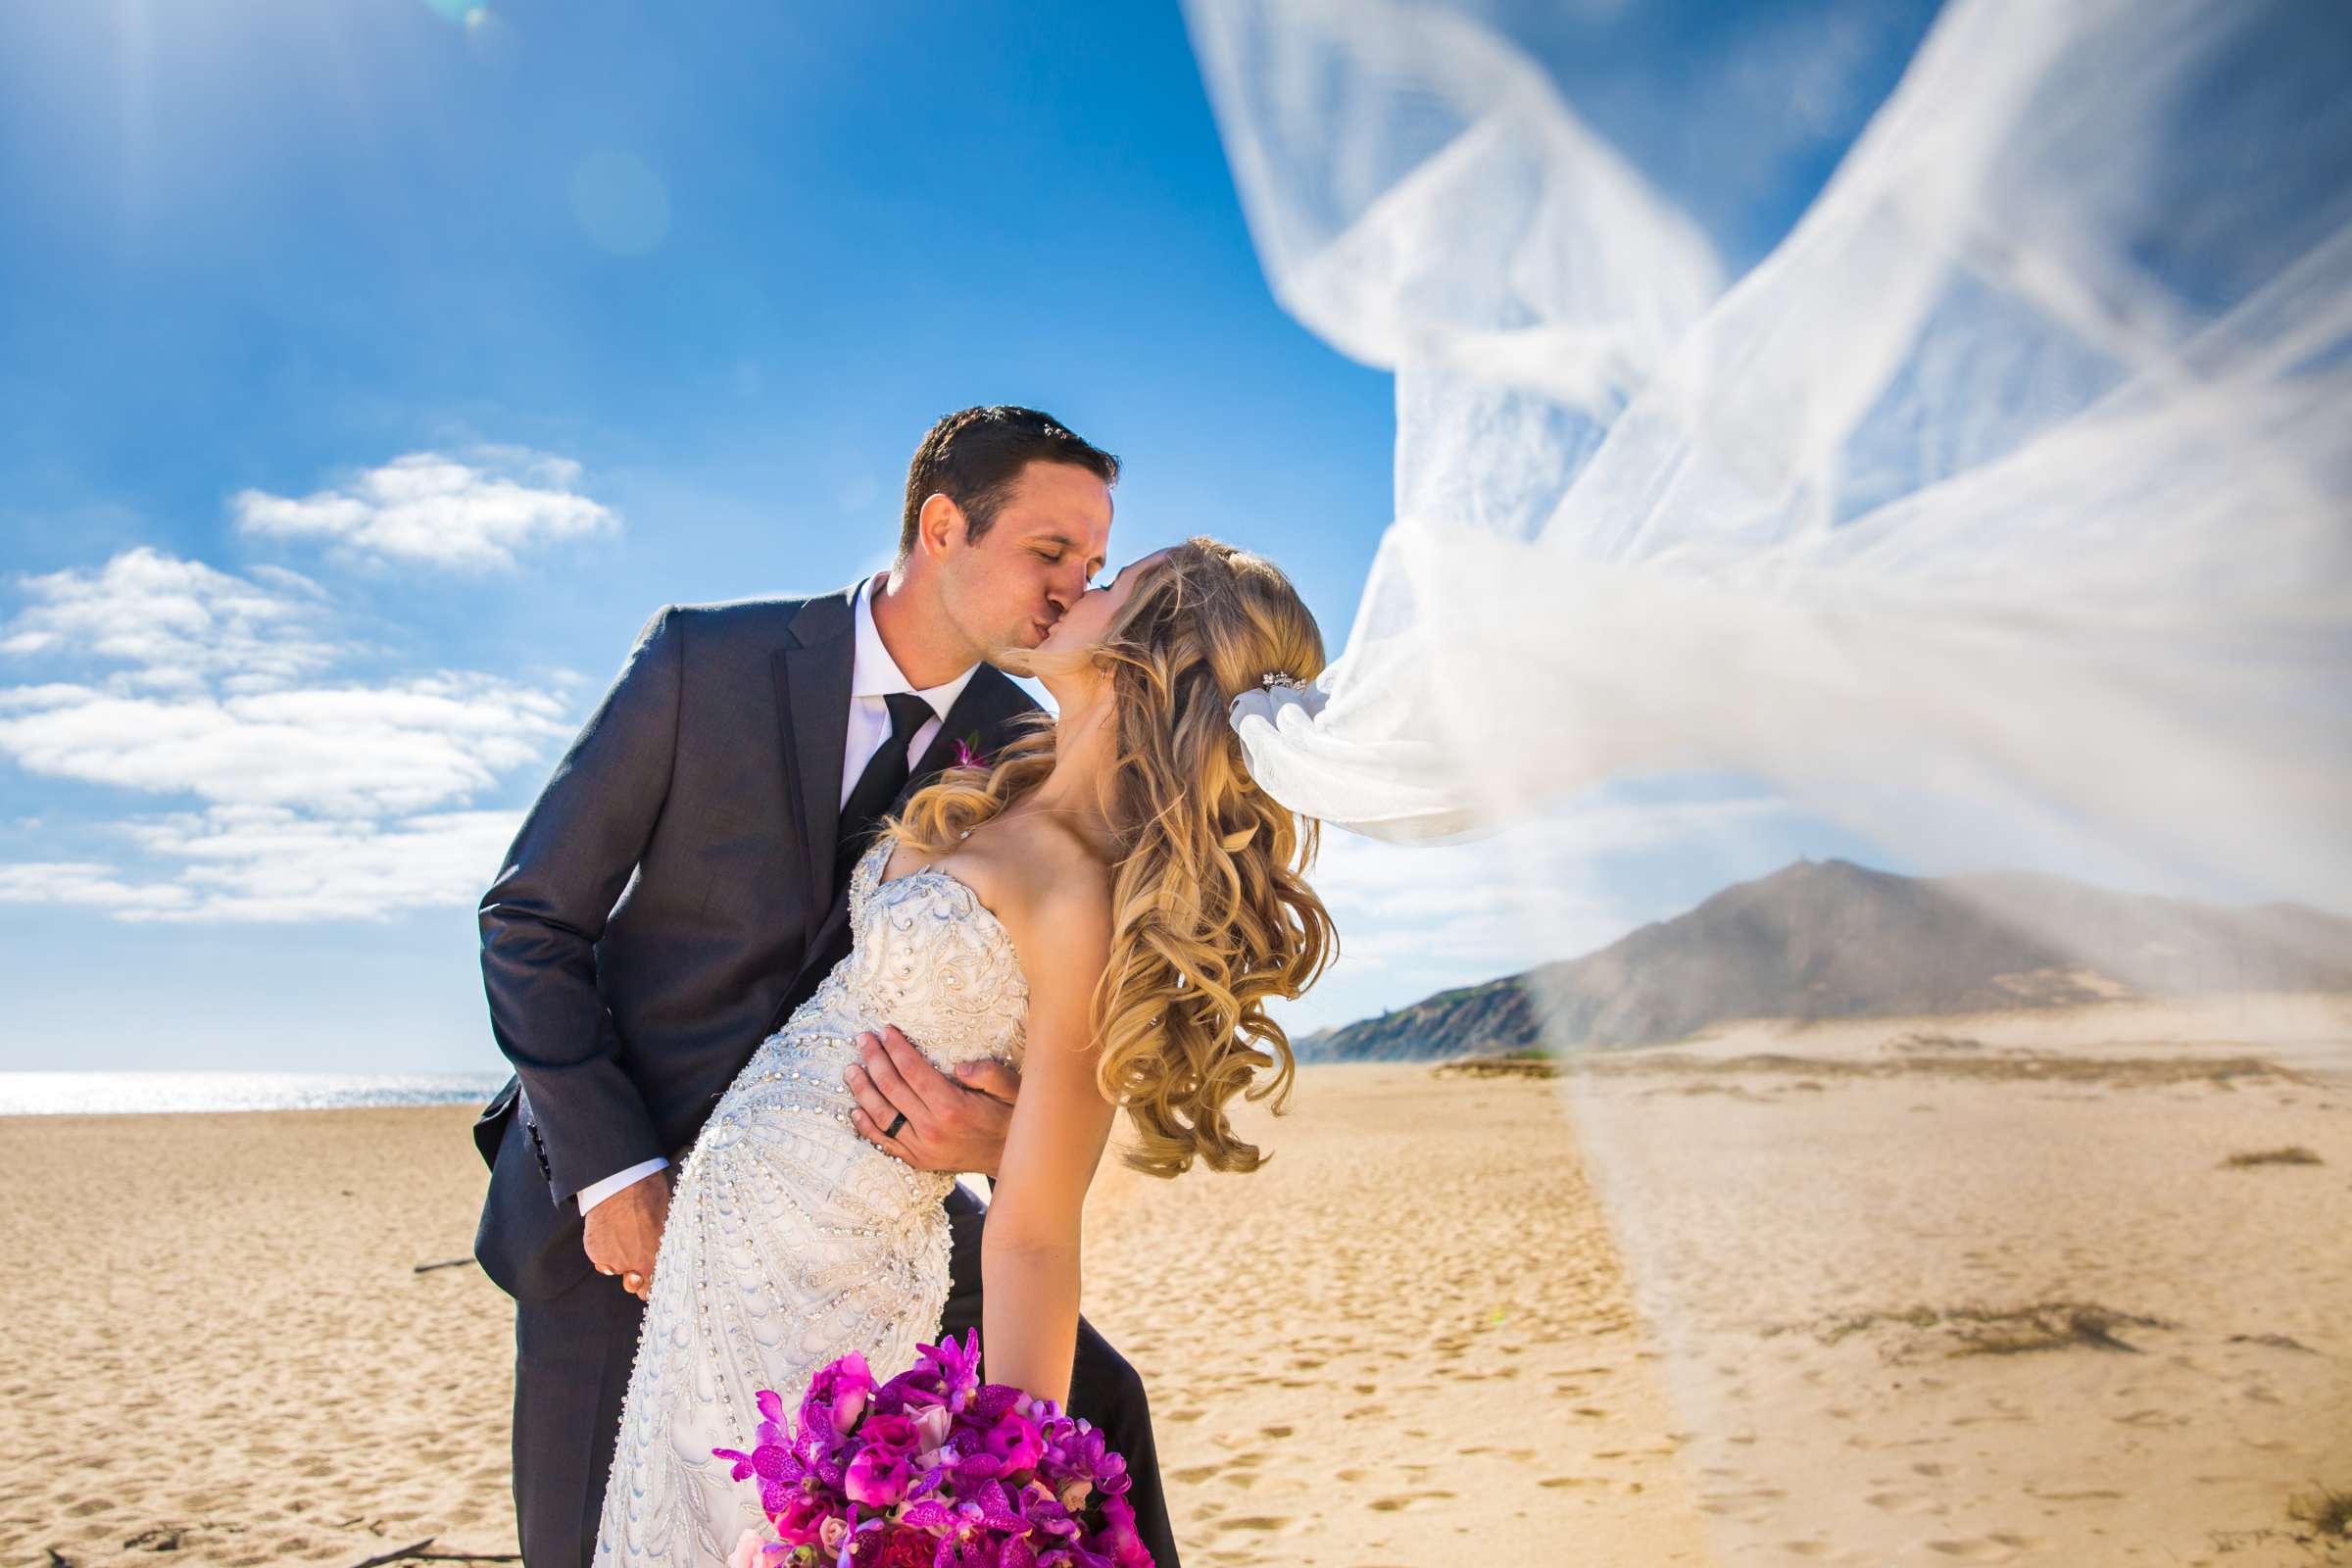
(836, 692), (936, 890)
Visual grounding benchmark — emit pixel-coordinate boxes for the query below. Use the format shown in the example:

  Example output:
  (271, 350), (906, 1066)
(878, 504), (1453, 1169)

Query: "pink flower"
(978, 1411), (1046, 1478)
(801, 1353), (876, 1440)
(909, 1400), (953, 1452)
(726, 1529), (768, 1568)
(844, 1446), (912, 1507)
(768, 1488), (833, 1548)
(860, 1412), (921, 1457)
(953, 733), (988, 770)
(1091, 1494), (1153, 1568)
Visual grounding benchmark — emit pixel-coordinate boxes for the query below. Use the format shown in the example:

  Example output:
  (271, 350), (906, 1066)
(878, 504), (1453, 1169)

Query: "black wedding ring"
(882, 1110), (908, 1139)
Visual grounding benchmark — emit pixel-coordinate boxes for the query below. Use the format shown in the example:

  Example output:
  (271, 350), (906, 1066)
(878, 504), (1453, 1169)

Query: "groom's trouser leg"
(941, 1185), (1182, 1568)
(513, 1272), (645, 1568)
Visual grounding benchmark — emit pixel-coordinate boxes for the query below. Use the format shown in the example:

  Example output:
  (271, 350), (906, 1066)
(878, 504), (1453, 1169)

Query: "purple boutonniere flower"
(953, 731), (988, 770)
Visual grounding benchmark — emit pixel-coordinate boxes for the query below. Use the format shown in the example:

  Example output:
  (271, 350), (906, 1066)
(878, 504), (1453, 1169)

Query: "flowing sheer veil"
(1191, 0), (2350, 1556)
(1199, 0), (2350, 905)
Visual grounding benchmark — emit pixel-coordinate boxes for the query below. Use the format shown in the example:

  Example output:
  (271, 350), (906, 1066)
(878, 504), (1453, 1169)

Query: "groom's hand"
(847, 1026), (1020, 1178)
(582, 1167), (671, 1302)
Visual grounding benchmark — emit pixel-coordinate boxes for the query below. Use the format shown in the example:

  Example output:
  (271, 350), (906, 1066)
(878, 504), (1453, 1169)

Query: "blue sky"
(0, 0), (1909, 1072)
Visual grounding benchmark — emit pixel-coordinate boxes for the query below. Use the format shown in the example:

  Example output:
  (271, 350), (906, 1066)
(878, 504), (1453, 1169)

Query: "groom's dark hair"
(899, 406), (1120, 560)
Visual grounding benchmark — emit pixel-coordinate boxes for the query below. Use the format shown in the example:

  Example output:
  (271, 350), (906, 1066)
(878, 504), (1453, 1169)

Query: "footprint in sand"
(1209, 1514), (1298, 1535)
(1367, 1491), (1457, 1512)
(1925, 1535), (2038, 1561)
(1696, 1486), (1788, 1523)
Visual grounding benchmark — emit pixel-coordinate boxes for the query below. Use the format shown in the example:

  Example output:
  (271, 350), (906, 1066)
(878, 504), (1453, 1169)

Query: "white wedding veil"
(1202, 0), (2350, 903)
(1191, 0), (2351, 1556)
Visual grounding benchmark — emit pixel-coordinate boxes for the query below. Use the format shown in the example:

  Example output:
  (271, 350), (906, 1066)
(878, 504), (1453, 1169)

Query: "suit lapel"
(777, 588), (857, 908)
(772, 666), (1040, 1030)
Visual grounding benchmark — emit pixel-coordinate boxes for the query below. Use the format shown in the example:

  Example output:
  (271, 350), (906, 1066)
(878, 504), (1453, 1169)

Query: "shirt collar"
(851, 574), (977, 720)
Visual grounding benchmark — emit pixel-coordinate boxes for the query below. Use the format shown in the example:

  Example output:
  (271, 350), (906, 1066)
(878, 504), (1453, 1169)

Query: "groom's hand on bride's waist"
(846, 1026), (1020, 1179)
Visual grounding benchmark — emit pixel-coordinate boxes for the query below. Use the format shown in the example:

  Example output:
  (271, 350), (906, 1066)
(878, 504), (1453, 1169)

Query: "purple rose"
(1089, 1494), (1153, 1568)
(800, 1353), (876, 1439)
(979, 1411), (1046, 1477)
(766, 1487), (834, 1548)
(844, 1446), (911, 1507)
(859, 1412), (920, 1457)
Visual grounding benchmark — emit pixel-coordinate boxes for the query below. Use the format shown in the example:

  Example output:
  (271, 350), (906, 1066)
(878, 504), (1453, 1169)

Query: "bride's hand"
(846, 1026), (1021, 1177)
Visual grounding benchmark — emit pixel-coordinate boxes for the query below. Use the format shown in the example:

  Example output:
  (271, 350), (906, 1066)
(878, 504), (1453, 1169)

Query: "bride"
(594, 536), (1337, 1565)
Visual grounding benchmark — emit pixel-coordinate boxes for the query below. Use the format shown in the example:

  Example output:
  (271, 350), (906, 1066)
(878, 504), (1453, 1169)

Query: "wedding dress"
(593, 835), (1029, 1566)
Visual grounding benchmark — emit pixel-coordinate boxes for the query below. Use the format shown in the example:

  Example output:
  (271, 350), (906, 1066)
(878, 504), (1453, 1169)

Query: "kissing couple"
(470, 406), (1337, 1567)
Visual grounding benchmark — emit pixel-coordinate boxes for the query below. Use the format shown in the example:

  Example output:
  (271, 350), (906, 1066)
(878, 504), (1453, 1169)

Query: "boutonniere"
(952, 730), (989, 770)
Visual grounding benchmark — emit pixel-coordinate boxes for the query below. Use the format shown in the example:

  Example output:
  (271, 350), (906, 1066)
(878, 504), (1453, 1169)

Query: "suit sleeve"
(478, 605), (682, 1204)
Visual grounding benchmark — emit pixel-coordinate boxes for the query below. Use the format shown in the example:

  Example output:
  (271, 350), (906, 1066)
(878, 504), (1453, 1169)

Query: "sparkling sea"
(0, 1071), (512, 1116)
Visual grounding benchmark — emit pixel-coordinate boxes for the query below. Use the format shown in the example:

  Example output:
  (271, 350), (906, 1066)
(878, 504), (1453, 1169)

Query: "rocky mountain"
(1297, 858), (2352, 1063)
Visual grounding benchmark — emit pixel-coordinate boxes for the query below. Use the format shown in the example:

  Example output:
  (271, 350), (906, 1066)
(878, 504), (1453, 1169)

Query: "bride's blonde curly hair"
(889, 536), (1336, 1178)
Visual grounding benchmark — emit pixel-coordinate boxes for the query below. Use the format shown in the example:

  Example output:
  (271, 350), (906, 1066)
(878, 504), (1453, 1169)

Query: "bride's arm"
(979, 880), (1117, 1408)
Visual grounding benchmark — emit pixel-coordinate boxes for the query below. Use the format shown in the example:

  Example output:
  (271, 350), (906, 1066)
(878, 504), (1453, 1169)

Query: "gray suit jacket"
(471, 585), (1039, 1302)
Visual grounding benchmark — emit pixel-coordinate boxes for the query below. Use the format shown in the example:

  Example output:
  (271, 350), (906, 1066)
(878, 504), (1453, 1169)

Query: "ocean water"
(0, 1070), (512, 1116)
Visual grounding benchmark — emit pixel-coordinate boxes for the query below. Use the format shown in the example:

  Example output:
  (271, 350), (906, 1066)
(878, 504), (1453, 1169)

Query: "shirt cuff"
(576, 1156), (670, 1216)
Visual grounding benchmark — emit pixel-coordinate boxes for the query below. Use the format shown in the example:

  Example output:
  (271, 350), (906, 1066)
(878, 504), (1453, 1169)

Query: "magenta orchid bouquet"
(715, 1331), (1153, 1568)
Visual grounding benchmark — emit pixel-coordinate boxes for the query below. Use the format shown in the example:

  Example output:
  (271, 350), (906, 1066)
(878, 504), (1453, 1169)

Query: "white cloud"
(118, 806), (524, 921)
(232, 446), (618, 571)
(0, 675), (569, 816)
(0, 548), (336, 683)
(0, 861), (198, 914)
(0, 549), (577, 921)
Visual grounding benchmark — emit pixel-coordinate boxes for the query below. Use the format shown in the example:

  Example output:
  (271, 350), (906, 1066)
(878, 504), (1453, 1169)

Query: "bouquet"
(716, 1331), (1154, 1568)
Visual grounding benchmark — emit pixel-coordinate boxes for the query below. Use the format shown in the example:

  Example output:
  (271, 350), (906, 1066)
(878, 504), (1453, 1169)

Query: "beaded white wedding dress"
(593, 835), (1030, 1567)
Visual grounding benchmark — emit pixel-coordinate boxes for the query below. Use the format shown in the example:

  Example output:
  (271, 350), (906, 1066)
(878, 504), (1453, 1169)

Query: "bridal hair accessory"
(1228, 673), (1327, 734)
(716, 1332), (1156, 1567)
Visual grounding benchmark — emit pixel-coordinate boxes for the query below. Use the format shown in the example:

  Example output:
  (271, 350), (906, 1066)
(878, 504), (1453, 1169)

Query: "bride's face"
(1033, 548), (1170, 659)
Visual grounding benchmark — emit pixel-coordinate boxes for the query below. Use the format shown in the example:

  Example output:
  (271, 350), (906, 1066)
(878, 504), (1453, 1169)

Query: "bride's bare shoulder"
(964, 817), (1113, 959)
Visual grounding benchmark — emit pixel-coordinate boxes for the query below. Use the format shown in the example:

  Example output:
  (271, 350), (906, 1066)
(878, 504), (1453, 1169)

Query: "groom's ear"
(914, 492), (969, 562)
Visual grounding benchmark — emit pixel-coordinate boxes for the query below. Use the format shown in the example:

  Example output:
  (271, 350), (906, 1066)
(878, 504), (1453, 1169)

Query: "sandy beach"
(1550, 994), (2352, 1566)
(4, 998), (2347, 1567)
(0, 1062), (1707, 1568)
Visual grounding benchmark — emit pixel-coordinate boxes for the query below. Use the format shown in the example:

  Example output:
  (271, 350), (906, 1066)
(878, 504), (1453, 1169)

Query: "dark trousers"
(510, 1185), (1181, 1568)
(513, 1267), (643, 1568)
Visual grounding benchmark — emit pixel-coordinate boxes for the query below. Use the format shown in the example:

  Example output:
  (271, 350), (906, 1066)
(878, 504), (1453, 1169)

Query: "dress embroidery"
(593, 836), (1029, 1566)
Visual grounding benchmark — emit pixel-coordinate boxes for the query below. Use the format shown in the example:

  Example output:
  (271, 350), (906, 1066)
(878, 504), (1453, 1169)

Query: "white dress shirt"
(576, 577), (977, 1215)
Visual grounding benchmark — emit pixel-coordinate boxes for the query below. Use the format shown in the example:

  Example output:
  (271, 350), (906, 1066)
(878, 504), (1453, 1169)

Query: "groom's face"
(939, 460), (1113, 662)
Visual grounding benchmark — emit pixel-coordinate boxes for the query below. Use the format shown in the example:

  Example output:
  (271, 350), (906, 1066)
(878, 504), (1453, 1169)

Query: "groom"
(471, 406), (1180, 1568)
